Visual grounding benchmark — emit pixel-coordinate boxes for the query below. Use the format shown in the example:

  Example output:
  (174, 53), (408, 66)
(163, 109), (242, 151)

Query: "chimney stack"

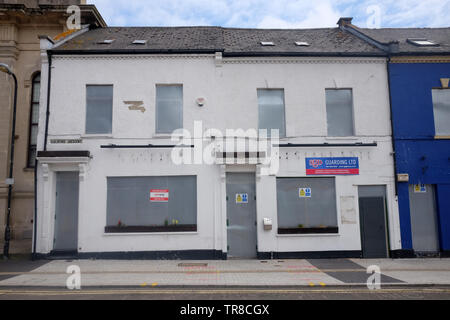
(337, 17), (353, 28)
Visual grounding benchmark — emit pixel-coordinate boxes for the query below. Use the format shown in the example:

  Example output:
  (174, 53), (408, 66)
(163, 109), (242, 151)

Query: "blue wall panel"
(436, 184), (450, 251)
(397, 183), (413, 250)
(389, 63), (450, 139)
(389, 62), (450, 252)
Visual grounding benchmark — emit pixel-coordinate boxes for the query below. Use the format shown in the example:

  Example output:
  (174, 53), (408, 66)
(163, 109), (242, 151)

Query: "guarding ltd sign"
(306, 157), (359, 175)
(150, 189), (169, 202)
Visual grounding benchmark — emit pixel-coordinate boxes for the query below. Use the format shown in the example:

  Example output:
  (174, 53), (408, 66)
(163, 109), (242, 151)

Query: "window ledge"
(82, 134), (113, 139)
(105, 225), (197, 233)
(103, 232), (199, 236)
(325, 136), (359, 141)
(276, 233), (341, 238)
(278, 227), (339, 235)
(152, 134), (182, 139)
(435, 135), (450, 140)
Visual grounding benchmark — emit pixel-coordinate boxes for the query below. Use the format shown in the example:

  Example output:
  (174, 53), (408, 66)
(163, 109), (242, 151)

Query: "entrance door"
(358, 186), (389, 258)
(53, 171), (79, 252)
(226, 173), (257, 259)
(409, 184), (440, 254)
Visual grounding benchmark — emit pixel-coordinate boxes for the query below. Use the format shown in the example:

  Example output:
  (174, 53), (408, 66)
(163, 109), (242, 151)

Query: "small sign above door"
(414, 184), (427, 193)
(299, 188), (312, 198)
(236, 193), (249, 204)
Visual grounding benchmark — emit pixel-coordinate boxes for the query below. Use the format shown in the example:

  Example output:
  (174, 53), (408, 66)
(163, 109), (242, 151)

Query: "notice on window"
(150, 189), (169, 202)
(414, 184), (427, 193)
(236, 193), (248, 204)
(299, 188), (312, 198)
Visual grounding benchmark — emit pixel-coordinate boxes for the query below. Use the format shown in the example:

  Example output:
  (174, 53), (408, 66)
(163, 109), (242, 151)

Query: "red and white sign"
(150, 189), (169, 202)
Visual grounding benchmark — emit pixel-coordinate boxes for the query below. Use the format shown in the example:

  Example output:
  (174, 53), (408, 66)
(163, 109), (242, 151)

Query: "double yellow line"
(1, 287), (450, 296)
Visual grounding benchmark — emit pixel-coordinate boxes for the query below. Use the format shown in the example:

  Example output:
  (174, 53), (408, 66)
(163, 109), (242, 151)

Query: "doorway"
(358, 186), (389, 258)
(53, 171), (79, 253)
(226, 173), (257, 259)
(409, 184), (440, 255)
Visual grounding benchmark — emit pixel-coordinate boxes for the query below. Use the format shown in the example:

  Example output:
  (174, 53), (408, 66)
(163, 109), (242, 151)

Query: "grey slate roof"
(353, 27), (450, 54)
(51, 25), (450, 56)
(52, 26), (385, 56)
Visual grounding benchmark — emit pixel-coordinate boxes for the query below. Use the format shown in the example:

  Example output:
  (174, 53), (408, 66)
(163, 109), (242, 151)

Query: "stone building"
(0, 0), (105, 254)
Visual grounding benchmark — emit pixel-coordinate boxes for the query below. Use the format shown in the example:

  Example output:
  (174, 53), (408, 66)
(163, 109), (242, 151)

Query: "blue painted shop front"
(389, 62), (450, 256)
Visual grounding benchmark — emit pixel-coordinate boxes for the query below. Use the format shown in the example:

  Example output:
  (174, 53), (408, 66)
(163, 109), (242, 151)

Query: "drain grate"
(178, 263), (208, 267)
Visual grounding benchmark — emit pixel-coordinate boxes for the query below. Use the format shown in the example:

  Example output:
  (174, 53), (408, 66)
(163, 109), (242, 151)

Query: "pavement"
(0, 257), (449, 289)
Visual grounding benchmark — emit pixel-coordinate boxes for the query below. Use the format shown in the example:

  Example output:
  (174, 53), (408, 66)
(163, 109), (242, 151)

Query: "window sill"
(325, 136), (359, 141)
(82, 134), (113, 139)
(105, 225), (197, 233)
(276, 233), (340, 238)
(152, 133), (184, 139)
(435, 135), (450, 140)
(278, 227), (339, 235)
(23, 167), (35, 172)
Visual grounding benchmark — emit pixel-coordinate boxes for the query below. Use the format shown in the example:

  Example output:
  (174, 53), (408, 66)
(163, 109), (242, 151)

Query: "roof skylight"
(407, 38), (439, 46)
(98, 39), (115, 44)
(295, 41), (310, 46)
(260, 41), (275, 46)
(132, 40), (147, 45)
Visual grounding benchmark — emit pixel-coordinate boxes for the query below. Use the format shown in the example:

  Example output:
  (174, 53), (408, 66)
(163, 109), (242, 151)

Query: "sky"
(87, 0), (450, 29)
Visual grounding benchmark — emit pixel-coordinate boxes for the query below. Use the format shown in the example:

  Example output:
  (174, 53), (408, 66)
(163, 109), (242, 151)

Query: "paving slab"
(0, 258), (449, 288)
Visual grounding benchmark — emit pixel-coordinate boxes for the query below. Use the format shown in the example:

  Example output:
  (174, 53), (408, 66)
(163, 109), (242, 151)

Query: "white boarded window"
(106, 176), (197, 233)
(86, 85), (113, 134)
(156, 85), (183, 134)
(257, 89), (286, 137)
(432, 89), (450, 136)
(276, 177), (338, 234)
(326, 89), (355, 137)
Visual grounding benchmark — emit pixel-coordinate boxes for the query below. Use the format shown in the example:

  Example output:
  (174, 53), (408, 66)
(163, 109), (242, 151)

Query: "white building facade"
(34, 26), (402, 259)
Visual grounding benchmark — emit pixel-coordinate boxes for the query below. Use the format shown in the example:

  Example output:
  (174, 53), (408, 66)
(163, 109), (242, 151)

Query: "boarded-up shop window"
(432, 89), (450, 136)
(156, 85), (183, 134)
(276, 177), (338, 234)
(105, 176), (197, 233)
(86, 85), (113, 134)
(326, 89), (354, 137)
(258, 89), (286, 138)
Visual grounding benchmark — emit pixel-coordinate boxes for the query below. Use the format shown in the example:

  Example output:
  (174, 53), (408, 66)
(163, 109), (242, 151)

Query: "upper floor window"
(86, 85), (113, 134)
(432, 89), (450, 136)
(156, 85), (183, 134)
(27, 73), (40, 168)
(326, 89), (355, 137)
(257, 89), (286, 137)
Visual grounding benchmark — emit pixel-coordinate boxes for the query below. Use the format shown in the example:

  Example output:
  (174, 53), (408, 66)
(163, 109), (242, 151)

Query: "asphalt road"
(1, 286), (450, 300)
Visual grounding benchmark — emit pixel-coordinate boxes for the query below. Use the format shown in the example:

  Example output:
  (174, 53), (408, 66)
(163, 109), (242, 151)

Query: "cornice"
(52, 54), (215, 60)
(51, 55), (386, 64)
(391, 56), (450, 64)
(222, 57), (386, 64)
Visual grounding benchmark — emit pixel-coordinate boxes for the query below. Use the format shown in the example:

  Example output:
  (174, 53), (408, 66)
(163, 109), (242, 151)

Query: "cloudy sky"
(87, 0), (450, 29)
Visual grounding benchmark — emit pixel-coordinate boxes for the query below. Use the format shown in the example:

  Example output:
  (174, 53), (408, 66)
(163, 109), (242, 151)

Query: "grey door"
(54, 172), (79, 252)
(226, 173), (257, 259)
(409, 184), (440, 254)
(358, 186), (389, 258)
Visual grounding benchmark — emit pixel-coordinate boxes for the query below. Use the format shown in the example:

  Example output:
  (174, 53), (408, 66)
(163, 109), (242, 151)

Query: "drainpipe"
(32, 158), (37, 259)
(386, 56), (399, 196)
(1, 66), (18, 259)
(44, 51), (52, 151)
(33, 50), (52, 258)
